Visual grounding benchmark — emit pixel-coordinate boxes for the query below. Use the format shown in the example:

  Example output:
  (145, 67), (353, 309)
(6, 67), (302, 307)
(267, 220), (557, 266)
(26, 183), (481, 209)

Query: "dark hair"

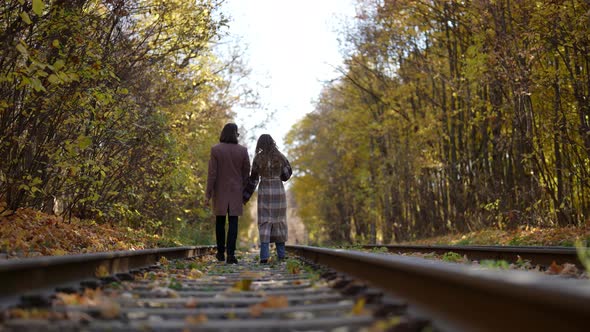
(219, 123), (239, 144)
(255, 134), (279, 159)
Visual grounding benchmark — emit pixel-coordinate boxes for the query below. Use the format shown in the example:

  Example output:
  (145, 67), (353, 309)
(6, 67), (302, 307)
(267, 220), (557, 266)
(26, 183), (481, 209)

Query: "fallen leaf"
(55, 292), (82, 306)
(159, 256), (169, 265)
(249, 304), (264, 317)
(99, 300), (121, 319)
(560, 263), (578, 276)
(66, 310), (94, 322)
(152, 287), (179, 298)
(249, 296), (289, 317)
(351, 298), (366, 316)
(185, 297), (199, 308)
(95, 265), (110, 278)
(185, 313), (207, 325)
(264, 295), (288, 308)
(547, 261), (563, 274)
(240, 271), (263, 279)
(231, 279), (252, 291)
(188, 268), (204, 279)
(51, 248), (68, 256)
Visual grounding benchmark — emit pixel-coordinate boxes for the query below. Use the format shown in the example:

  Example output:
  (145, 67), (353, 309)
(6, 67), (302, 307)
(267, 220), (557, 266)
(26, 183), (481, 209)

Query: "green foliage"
(479, 260), (510, 270)
(370, 247), (389, 254)
(441, 252), (464, 263)
(514, 257), (532, 269)
(0, 0), (248, 239)
(508, 236), (526, 246)
(285, 259), (302, 274)
(455, 238), (473, 246)
(575, 239), (590, 274)
(167, 278), (183, 290)
(336, 243), (364, 251)
(286, 0), (590, 244)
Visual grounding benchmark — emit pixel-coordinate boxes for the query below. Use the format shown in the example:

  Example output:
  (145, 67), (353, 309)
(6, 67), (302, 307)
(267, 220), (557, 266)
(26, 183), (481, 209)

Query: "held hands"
(242, 190), (252, 205)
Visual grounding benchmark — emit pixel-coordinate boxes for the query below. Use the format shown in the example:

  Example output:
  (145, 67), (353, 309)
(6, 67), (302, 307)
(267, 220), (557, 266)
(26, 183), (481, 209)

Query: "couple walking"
(205, 123), (292, 264)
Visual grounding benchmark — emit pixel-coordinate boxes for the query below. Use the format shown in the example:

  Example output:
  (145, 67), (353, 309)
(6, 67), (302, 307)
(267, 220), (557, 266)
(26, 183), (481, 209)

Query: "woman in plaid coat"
(244, 134), (292, 263)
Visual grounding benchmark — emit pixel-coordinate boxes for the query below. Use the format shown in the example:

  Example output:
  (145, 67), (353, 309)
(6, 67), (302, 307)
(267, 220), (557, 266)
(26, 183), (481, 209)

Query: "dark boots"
(226, 256), (238, 264)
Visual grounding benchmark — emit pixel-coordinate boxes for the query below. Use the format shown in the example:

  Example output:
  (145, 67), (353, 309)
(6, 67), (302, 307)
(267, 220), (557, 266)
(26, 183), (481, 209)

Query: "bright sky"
(221, 0), (357, 153)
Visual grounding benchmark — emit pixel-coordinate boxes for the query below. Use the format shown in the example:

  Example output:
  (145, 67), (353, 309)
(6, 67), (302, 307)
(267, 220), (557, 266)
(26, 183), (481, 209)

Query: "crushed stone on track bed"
(1, 250), (433, 331)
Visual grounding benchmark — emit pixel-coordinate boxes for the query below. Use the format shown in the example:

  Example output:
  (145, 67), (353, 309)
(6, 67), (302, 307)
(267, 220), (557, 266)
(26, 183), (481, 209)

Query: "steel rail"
(287, 245), (590, 332)
(363, 244), (582, 268)
(0, 246), (213, 300)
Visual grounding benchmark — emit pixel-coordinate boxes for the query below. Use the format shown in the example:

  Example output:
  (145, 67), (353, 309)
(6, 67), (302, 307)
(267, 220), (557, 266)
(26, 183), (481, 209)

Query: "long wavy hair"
(255, 134), (279, 164)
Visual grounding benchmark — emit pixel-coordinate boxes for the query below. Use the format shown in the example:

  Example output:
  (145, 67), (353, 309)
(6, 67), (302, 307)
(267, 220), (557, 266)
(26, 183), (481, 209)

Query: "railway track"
(0, 245), (589, 331)
(362, 244), (583, 268)
(0, 247), (417, 331)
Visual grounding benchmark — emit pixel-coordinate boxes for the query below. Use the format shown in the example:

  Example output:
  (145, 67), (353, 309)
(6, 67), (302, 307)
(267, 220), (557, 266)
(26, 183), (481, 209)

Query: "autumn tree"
(287, 0), (590, 244)
(0, 0), (247, 242)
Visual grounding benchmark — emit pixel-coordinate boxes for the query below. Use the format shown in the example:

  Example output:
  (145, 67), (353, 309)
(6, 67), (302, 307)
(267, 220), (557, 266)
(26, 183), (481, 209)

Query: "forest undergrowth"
(402, 224), (590, 247)
(0, 202), (192, 260)
(2, 201), (589, 260)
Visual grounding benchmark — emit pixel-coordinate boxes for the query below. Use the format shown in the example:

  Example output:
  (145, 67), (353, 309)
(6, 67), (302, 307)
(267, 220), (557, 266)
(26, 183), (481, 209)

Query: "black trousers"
(216, 214), (238, 257)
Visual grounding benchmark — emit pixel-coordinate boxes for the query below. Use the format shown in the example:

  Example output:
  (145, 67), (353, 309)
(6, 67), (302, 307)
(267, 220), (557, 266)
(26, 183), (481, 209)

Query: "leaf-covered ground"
(2, 201), (590, 261)
(403, 225), (590, 247)
(0, 206), (180, 259)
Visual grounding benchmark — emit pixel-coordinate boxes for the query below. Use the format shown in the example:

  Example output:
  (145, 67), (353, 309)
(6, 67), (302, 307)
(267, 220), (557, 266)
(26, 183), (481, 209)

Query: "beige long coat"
(206, 143), (250, 216)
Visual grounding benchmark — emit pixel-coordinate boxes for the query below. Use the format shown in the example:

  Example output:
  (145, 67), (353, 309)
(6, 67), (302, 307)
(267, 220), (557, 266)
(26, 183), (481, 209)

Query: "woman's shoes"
(215, 252), (225, 262)
(226, 256), (238, 264)
(259, 257), (286, 264)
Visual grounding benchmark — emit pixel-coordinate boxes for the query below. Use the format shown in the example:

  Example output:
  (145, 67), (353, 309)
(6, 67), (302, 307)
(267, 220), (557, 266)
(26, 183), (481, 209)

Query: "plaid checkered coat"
(245, 152), (291, 243)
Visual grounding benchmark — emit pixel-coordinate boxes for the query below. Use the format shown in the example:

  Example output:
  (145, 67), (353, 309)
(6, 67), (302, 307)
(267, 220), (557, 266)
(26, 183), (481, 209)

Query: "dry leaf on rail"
(188, 268), (204, 279)
(560, 263), (578, 276)
(66, 310), (94, 323)
(231, 279), (252, 291)
(159, 256), (169, 265)
(185, 313), (208, 325)
(185, 297), (199, 308)
(55, 293), (82, 306)
(249, 296), (289, 317)
(152, 287), (179, 298)
(7, 308), (57, 320)
(264, 295), (288, 308)
(351, 298), (367, 316)
(99, 300), (121, 319)
(547, 261), (563, 274)
(51, 248), (68, 256)
(249, 304), (264, 317)
(95, 265), (110, 278)
(369, 317), (402, 332)
(240, 271), (263, 279)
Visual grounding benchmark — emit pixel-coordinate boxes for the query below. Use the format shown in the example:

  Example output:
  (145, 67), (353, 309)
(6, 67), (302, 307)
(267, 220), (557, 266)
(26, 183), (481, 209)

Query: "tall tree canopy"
(287, 0), (590, 244)
(0, 0), (246, 241)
